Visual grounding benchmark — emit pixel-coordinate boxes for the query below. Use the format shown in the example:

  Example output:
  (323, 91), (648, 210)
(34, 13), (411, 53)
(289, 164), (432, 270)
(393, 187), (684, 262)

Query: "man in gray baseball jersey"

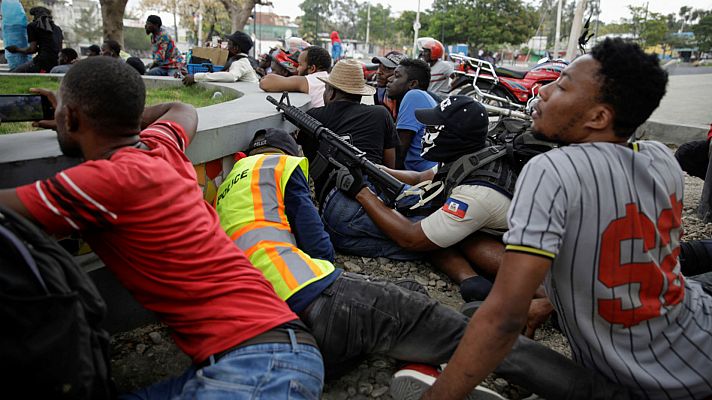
(423, 38), (712, 400)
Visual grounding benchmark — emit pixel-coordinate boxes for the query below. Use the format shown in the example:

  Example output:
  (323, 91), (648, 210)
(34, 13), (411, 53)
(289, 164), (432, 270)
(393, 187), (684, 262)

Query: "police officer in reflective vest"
(214, 128), (470, 378)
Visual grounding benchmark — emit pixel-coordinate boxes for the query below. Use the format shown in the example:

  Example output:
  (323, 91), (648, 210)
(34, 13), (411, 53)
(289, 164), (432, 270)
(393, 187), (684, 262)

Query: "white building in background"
(527, 36), (548, 53)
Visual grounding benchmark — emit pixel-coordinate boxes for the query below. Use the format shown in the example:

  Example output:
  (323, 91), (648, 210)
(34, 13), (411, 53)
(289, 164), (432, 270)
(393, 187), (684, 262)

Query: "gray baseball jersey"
(504, 141), (712, 399)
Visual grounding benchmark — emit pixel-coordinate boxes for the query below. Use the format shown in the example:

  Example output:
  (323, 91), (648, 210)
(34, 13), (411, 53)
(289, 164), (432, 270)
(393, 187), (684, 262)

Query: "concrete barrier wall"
(0, 75), (311, 332)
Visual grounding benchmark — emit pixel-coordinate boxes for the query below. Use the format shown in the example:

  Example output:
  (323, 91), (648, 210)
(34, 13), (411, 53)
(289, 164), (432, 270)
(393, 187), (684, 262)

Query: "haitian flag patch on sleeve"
(442, 198), (468, 218)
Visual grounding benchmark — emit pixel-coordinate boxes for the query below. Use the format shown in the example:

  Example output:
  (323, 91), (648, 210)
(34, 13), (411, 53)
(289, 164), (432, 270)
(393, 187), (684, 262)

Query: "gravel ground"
(110, 174), (712, 399)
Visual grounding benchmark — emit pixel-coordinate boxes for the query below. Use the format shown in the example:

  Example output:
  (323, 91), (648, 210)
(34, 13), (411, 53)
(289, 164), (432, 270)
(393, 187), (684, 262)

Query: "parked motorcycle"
(450, 54), (568, 110)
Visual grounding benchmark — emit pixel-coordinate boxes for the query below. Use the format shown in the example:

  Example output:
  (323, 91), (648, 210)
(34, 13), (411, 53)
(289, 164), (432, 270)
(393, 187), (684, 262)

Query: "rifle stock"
(267, 94), (404, 206)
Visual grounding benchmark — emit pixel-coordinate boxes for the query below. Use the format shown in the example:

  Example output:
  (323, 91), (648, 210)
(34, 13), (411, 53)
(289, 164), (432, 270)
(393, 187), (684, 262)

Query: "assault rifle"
(266, 93), (405, 206)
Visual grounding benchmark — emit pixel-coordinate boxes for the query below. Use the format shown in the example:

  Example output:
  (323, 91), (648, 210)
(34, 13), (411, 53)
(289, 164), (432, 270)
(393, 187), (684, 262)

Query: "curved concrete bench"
(0, 74), (312, 332)
(0, 74), (311, 189)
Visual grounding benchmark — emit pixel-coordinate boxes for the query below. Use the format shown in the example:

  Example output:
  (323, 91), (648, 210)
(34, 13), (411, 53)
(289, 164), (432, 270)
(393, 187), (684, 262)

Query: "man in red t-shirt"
(0, 57), (324, 399)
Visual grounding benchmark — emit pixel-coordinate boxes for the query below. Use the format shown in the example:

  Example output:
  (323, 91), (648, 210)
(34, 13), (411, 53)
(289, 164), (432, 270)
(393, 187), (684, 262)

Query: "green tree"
(357, 3), (398, 46)
(393, 10), (430, 48)
(640, 13), (669, 48)
(73, 4), (103, 44)
(332, 0), (362, 40)
(693, 14), (712, 52)
(298, 0), (332, 42)
(424, 0), (537, 50)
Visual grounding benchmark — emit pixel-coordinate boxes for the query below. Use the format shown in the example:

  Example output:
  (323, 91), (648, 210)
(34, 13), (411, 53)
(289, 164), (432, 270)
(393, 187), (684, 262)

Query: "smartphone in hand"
(0, 94), (55, 122)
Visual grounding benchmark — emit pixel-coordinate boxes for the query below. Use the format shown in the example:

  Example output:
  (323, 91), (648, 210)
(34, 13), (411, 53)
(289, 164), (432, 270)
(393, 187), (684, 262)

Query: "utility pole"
(553, 0), (563, 58)
(565, 0), (587, 60)
(197, 0), (204, 46)
(366, 1), (371, 51)
(412, 0), (421, 58)
(252, 4), (257, 57)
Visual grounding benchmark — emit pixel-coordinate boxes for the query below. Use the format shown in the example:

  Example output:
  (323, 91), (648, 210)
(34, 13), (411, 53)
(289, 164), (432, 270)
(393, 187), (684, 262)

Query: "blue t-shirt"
(396, 89), (438, 171)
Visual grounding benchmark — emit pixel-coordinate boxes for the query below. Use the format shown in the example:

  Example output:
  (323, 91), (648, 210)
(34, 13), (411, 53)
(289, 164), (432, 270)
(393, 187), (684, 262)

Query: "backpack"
(0, 207), (114, 399)
(395, 118), (556, 215)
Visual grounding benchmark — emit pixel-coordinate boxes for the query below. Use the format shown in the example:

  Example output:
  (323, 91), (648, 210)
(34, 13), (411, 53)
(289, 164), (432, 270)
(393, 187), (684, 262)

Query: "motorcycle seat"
(494, 66), (528, 79)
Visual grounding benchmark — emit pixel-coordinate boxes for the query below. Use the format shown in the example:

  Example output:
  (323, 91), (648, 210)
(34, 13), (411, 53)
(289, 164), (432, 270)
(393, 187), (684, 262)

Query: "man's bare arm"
(396, 129), (414, 169)
(382, 148), (396, 169)
(422, 252), (551, 399)
(259, 74), (309, 93)
(379, 166), (434, 185)
(354, 187), (439, 251)
(0, 189), (34, 221)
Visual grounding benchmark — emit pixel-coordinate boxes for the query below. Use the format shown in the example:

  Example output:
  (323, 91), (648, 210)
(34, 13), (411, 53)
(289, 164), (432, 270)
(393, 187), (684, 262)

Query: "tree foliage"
(73, 3), (103, 44)
(298, 0), (332, 42)
(693, 14), (712, 52)
(424, 0), (538, 50)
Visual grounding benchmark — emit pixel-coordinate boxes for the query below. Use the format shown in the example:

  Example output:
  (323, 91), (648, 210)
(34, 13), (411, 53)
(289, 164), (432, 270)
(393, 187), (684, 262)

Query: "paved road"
(666, 64), (712, 76)
(649, 72), (712, 129)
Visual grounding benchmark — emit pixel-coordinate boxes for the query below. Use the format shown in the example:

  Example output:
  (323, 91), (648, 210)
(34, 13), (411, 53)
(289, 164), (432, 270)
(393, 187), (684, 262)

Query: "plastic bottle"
(2, 0), (32, 69)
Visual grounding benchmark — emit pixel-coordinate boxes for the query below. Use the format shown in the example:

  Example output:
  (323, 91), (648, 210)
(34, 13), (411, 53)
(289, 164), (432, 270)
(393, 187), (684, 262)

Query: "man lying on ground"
(213, 127), (635, 400)
(421, 37), (712, 400)
(259, 45), (331, 107)
(324, 96), (512, 302)
(0, 57), (324, 399)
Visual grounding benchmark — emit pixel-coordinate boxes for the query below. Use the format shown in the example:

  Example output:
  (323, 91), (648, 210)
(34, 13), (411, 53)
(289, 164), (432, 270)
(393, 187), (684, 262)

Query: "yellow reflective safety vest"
(215, 154), (335, 301)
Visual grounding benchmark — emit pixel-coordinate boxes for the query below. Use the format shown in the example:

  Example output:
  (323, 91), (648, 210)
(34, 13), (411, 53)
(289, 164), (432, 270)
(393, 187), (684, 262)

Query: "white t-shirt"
(420, 180), (510, 248)
(194, 54), (258, 83)
(305, 70), (329, 107)
(428, 60), (454, 97)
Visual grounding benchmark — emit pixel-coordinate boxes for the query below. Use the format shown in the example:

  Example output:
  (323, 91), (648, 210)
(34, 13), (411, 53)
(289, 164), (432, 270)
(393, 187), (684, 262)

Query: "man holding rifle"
(321, 96), (516, 303)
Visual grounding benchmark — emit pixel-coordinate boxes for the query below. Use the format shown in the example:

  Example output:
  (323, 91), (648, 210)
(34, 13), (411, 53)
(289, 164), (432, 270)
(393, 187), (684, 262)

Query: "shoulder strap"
(442, 145), (507, 198)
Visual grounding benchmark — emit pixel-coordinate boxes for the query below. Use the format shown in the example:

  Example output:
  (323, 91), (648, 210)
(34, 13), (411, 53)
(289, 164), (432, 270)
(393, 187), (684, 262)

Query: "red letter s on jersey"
(597, 195), (685, 328)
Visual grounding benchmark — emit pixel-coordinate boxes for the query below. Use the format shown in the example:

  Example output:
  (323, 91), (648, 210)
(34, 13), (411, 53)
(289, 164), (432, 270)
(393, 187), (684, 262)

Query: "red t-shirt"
(16, 121), (296, 363)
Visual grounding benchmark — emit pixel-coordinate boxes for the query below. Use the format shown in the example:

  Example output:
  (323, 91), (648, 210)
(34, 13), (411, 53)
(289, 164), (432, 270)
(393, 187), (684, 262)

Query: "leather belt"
(197, 321), (317, 368)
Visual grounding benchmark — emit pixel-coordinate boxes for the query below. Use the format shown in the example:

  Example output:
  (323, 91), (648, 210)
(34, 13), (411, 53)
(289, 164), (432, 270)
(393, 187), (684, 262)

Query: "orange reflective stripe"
(243, 240), (286, 257)
(230, 221), (289, 241)
(264, 246), (299, 290)
(273, 156), (289, 226)
(251, 156), (267, 221)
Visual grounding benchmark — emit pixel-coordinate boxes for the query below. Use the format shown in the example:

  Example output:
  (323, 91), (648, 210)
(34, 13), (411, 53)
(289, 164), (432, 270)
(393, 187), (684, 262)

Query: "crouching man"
(0, 57), (324, 399)
(323, 96), (514, 302)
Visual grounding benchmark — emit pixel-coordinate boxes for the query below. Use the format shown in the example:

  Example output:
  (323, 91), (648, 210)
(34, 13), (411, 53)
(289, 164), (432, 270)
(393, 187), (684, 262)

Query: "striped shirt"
(504, 141), (712, 399)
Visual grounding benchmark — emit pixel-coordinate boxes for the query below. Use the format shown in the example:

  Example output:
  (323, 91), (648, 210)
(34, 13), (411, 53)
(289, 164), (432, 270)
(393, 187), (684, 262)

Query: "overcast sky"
(265, 0), (712, 23)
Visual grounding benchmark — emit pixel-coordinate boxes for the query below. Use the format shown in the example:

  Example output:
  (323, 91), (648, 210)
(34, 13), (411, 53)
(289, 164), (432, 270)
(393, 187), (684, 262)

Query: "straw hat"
(317, 59), (376, 96)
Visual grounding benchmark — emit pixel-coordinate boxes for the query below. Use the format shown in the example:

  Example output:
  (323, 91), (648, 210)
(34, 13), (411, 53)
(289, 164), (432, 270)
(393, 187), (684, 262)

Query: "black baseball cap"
(249, 128), (299, 156)
(415, 95), (488, 137)
(225, 31), (253, 53)
(372, 51), (405, 69)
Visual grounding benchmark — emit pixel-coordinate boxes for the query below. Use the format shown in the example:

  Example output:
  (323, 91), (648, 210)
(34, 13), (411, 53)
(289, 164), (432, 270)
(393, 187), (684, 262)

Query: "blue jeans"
(122, 333), (324, 399)
(321, 189), (423, 260)
(146, 67), (179, 77)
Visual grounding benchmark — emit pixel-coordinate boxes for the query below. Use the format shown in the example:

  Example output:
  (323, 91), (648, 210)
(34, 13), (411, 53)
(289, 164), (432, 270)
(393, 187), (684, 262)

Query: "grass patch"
(0, 76), (237, 134)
